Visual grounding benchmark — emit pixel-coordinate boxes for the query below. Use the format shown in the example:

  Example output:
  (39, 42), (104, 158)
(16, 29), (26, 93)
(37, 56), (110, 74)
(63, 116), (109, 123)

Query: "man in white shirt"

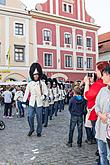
(2, 86), (13, 118)
(14, 86), (24, 118)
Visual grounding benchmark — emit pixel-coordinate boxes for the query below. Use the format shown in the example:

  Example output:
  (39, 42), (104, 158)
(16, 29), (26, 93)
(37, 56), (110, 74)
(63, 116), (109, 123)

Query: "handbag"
(85, 105), (95, 128)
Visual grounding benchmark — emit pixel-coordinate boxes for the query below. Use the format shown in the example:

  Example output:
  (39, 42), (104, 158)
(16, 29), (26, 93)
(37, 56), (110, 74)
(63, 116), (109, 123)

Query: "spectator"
(66, 86), (86, 148)
(95, 66), (110, 165)
(2, 86), (13, 118)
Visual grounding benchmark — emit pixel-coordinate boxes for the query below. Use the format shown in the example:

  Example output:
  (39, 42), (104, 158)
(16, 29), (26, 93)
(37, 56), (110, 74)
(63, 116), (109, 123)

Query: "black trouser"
(4, 103), (12, 117)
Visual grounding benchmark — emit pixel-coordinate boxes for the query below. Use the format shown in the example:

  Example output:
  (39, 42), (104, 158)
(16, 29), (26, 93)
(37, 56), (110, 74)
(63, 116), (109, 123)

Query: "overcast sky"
(21, 0), (110, 34)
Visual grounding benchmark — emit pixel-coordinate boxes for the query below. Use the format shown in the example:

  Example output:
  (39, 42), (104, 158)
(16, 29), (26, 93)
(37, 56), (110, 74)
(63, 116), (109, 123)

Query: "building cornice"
(0, 7), (31, 19)
(30, 10), (100, 31)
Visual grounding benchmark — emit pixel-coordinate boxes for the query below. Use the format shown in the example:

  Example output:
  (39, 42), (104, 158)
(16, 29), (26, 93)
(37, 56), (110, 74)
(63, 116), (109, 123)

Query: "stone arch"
(51, 73), (68, 81)
(3, 73), (27, 82)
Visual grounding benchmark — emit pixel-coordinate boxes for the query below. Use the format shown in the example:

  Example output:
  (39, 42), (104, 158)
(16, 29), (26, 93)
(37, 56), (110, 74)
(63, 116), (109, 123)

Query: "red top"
(85, 79), (106, 121)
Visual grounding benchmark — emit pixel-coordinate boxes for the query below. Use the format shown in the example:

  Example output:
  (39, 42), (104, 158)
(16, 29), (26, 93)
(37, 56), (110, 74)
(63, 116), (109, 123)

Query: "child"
(66, 86), (86, 147)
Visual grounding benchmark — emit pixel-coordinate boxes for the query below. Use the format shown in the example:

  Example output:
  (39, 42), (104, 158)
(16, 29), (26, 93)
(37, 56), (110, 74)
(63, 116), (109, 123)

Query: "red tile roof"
(98, 32), (110, 54)
(99, 32), (110, 43)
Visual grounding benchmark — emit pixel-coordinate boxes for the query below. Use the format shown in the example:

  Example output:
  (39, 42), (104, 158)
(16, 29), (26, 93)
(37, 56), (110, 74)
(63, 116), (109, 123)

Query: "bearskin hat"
(47, 78), (53, 88)
(52, 78), (58, 87)
(29, 63), (43, 81)
(41, 74), (48, 84)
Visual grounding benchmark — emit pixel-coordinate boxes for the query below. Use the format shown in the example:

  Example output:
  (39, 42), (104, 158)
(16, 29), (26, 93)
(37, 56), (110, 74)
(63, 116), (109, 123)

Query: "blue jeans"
(97, 139), (109, 165)
(49, 104), (54, 118)
(42, 107), (49, 126)
(91, 120), (96, 139)
(28, 105), (43, 134)
(85, 127), (94, 140)
(54, 102), (58, 116)
(17, 101), (24, 117)
(107, 140), (110, 164)
(68, 116), (83, 144)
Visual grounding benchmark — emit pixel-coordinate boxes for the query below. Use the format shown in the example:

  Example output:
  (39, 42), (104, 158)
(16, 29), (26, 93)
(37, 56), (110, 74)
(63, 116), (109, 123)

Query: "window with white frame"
(77, 56), (83, 68)
(43, 29), (51, 42)
(87, 57), (93, 69)
(86, 37), (92, 47)
(65, 55), (72, 68)
(0, 0), (6, 5)
(77, 35), (83, 46)
(14, 45), (25, 62)
(65, 33), (71, 44)
(62, 3), (73, 14)
(44, 53), (52, 67)
(15, 23), (24, 35)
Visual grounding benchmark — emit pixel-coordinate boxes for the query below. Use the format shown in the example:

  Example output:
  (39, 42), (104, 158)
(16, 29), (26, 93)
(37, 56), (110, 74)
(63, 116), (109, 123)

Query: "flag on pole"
(7, 47), (10, 67)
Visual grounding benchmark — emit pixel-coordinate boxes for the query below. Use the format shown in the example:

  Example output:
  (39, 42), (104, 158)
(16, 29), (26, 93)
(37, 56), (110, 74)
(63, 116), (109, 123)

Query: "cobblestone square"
(0, 106), (97, 165)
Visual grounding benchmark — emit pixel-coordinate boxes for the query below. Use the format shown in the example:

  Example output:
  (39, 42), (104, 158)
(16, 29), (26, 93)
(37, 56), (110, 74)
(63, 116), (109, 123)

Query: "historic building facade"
(30, 0), (99, 81)
(0, 0), (99, 82)
(0, 0), (31, 81)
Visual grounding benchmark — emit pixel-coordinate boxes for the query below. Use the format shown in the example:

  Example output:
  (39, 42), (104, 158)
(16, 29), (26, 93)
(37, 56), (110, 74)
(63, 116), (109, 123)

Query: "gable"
(0, 0), (26, 10)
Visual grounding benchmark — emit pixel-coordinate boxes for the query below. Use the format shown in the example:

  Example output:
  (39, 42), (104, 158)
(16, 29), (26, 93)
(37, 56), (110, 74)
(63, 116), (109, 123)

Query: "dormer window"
(0, 0), (6, 5)
(62, 3), (73, 14)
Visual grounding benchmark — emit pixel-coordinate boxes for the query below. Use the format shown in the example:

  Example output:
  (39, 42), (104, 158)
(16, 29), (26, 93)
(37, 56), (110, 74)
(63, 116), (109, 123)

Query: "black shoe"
(66, 143), (72, 147)
(77, 143), (82, 148)
(91, 139), (96, 144)
(27, 130), (34, 136)
(50, 117), (52, 120)
(37, 133), (41, 137)
(95, 150), (99, 156)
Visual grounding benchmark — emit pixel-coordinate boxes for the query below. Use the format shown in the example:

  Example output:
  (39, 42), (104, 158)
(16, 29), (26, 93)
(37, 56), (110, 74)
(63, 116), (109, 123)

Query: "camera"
(87, 73), (93, 77)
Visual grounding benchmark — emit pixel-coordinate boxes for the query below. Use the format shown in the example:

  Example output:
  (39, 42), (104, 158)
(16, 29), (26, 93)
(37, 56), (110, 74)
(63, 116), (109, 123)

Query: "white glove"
(22, 104), (26, 108)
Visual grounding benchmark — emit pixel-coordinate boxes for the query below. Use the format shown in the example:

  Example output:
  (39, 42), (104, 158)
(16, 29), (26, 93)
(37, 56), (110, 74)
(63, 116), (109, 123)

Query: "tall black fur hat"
(41, 74), (48, 84)
(52, 78), (58, 86)
(47, 78), (53, 88)
(29, 63), (43, 81)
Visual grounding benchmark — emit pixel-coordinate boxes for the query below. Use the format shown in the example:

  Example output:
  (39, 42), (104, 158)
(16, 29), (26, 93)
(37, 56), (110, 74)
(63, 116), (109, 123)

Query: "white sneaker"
(3, 116), (6, 118)
(9, 116), (13, 119)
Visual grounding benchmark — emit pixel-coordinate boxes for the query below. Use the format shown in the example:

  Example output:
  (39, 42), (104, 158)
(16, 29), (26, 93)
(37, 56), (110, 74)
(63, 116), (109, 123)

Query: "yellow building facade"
(0, 0), (35, 82)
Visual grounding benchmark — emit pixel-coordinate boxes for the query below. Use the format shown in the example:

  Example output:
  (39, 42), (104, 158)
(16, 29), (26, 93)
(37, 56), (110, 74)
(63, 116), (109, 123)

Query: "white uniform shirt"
(23, 80), (48, 107)
(14, 91), (24, 102)
(2, 90), (12, 103)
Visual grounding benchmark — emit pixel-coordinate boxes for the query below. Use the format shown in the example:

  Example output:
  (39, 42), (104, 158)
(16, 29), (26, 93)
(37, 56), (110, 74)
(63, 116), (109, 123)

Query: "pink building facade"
(30, 0), (99, 81)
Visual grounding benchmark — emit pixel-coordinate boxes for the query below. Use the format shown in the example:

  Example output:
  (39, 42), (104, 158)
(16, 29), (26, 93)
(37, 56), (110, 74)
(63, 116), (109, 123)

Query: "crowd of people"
(0, 61), (110, 165)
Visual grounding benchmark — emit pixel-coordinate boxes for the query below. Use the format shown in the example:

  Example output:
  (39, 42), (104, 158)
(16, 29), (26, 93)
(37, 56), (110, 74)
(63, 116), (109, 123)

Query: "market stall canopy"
(0, 81), (27, 86)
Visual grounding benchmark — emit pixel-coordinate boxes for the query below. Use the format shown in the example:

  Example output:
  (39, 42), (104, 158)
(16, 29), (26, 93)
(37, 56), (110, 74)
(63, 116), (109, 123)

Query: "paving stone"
(0, 105), (97, 165)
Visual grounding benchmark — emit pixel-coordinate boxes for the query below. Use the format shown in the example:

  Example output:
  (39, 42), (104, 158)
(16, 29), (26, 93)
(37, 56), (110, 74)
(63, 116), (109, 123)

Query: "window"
(14, 45), (25, 62)
(77, 36), (83, 46)
(63, 4), (67, 12)
(77, 57), (83, 68)
(0, 0), (6, 5)
(65, 55), (72, 68)
(65, 33), (71, 44)
(87, 57), (93, 69)
(86, 37), (92, 47)
(43, 30), (51, 42)
(68, 5), (72, 13)
(63, 3), (73, 14)
(15, 23), (24, 35)
(44, 53), (52, 67)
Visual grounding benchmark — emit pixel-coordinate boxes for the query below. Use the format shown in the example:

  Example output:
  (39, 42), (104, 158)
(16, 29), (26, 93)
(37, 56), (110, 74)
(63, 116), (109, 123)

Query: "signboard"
(0, 70), (10, 73)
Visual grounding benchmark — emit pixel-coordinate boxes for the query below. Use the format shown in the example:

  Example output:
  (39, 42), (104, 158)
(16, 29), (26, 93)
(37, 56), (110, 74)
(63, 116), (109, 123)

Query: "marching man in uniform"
(23, 63), (48, 137)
